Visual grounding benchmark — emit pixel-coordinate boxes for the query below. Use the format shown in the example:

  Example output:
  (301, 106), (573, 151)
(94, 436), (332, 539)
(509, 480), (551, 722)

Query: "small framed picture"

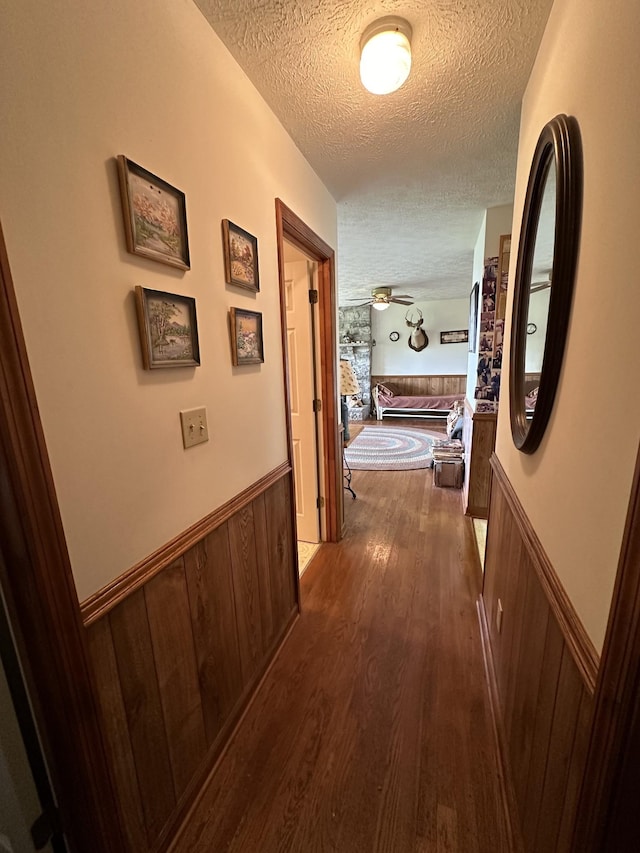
(117, 156), (190, 270)
(134, 286), (200, 369)
(229, 307), (264, 366)
(222, 220), (259, 292)
(440, 329), (469, 345)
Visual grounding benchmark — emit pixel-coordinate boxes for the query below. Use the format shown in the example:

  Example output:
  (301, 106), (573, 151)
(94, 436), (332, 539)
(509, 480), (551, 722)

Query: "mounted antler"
(405, 309), (429, 352)
(405, 308), (423, 328)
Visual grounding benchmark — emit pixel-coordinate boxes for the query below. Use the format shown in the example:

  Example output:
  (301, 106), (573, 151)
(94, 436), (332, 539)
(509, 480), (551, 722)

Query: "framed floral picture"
(222, 219), (259, 292)
(229, 307), (264, 365)
(134, 286), (200, 369)
(117, 156), (190, 270)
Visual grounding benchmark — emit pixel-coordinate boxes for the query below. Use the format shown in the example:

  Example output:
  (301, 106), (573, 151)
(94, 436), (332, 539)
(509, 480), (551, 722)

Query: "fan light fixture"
(372, 300), (390, 311)
(360, 16), (412, 95)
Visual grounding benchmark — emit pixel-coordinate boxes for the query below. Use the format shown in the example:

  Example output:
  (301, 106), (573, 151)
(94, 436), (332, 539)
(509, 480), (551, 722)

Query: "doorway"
(282, 241), (322, 575)
(275, 199), (341, 559)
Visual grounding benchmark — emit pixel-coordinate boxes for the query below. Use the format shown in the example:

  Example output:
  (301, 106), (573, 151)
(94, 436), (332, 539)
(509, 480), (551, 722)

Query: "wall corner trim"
(476, 597), (526, 853)
(81, 461), (291, 626)
(490, 453), (599, 693)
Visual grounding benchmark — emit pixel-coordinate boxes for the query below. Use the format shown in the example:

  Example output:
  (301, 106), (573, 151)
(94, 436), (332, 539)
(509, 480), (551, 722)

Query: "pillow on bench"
(376, 383), (398, 397)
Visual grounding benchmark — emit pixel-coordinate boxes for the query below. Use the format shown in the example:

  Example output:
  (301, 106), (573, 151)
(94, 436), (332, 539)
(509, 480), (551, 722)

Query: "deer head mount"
(405, 309), (429, 352)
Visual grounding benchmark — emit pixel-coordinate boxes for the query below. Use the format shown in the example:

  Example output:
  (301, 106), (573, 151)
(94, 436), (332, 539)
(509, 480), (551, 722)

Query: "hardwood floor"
(172, 430), (511, 853)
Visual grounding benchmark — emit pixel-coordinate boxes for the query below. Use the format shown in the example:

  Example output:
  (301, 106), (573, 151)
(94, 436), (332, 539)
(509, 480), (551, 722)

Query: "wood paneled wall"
(84, 468), (298, 852)
(462, 401), (497, 518)
(370, 374), (466, 397)
(481, 456), (598, 852)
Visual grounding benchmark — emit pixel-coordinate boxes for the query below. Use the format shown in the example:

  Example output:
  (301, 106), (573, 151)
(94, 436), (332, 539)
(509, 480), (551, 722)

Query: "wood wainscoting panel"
(481, 456), (597, 852)
(107, 589), (176, 845)
(252, 492), (275, 650)
(145, 560), (207, 801)
(87, 618), (148, 852)
(263, 475), (297, 631)
(370, 374), (466, 397)
(228, 505), (265, 684)
(183, 524), (243, 746)
(87, 466), (298, 852)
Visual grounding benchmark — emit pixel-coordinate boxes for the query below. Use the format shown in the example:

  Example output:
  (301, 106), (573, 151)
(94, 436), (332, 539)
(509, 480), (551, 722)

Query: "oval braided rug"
(344, 426), (439, 471)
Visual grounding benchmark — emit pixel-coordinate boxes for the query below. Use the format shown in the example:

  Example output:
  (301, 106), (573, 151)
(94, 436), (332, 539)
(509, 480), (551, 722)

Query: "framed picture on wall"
(440, 329), (469, 345)
(134, 286), (200, 369)
(222, 219), (260, 292)
(468, 282), (479, 352)
(229, 307), (264, 365)
(117, 156), (190, 270)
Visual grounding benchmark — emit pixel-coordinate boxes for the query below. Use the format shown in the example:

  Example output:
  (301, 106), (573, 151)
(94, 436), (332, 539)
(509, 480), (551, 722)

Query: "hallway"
(172, 452), (511, 852)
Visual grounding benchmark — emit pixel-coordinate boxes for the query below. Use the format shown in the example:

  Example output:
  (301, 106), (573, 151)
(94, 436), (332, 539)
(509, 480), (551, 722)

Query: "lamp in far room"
(340, 359), (360, 442)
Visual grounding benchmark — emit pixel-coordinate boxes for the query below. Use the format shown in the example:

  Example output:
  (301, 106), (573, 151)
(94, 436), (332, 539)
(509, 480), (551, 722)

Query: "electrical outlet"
(180, 407), (209, 449)
(496, 598), (504, 634)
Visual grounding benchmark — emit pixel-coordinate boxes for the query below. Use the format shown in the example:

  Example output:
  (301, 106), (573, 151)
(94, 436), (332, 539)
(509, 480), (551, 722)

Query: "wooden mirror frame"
(509, 114), (582, 453)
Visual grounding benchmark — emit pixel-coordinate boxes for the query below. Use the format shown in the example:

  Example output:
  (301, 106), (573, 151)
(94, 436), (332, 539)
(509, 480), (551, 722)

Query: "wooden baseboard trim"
(477, 595), (524, 853)
(165, 606), (299, 853)
(81, 462), (291, 626)
(490, 454), (598, 694)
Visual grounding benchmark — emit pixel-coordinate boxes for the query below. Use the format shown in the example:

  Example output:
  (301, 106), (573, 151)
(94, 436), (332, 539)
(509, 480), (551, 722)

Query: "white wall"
(524, 288), (551, 373)
(485, 205), (514, 264)
(0, 0), (336, 600)
(371, 299), (469, 375)
(496, 0), (640, 651)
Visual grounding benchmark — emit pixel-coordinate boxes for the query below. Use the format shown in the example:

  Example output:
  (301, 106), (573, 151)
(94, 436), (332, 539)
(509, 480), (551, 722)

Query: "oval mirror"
(509, 114), (582, 453)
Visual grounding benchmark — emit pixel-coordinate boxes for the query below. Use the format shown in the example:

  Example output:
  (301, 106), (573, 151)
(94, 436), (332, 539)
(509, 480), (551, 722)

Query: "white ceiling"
(195, 0), (553, 302)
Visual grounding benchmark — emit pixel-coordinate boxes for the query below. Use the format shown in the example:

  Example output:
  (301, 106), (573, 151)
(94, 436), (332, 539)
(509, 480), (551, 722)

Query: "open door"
(275, 199), (341, 546)
(283, 245), (321, 544)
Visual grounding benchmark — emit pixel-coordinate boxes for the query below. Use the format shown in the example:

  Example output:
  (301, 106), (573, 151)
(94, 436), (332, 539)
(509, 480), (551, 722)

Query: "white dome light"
(372, 300), (390, 311)
(360, 17), (412, 96)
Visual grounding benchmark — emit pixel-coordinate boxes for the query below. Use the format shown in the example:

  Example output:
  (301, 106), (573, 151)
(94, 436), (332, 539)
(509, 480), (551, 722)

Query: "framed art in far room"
(440, 329), (469, 345)
(222, 219), (260, 292)
(134, 286), (200, 369)
(117, 155), (190, 270)
(229, 307), (264, 365)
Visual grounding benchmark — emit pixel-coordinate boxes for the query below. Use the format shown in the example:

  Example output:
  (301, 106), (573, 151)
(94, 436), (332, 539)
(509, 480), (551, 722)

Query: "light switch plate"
(180, 407), (209, 449)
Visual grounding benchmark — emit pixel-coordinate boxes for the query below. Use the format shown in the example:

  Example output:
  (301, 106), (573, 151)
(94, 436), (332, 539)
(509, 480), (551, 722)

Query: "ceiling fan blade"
(393, 294), (414, 299)
(390, 298), (414, 305)
(345, 296), (370, 301)
(352, 301), (373, 307)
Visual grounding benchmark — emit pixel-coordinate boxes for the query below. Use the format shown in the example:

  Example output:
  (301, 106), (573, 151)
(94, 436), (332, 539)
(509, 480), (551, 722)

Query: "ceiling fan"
(346, 286), (414, 311)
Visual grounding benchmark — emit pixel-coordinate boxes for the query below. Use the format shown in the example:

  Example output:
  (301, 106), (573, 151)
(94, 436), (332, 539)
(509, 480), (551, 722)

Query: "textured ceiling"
(195, 0), (553, 302)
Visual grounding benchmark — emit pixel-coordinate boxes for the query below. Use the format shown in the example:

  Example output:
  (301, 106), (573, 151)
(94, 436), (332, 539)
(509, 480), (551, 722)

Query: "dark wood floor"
(172, 425), (511, 852)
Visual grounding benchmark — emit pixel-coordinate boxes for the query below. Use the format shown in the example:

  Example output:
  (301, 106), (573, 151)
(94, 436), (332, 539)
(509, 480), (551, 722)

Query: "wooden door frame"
(275, 199), (341, 546)
(572, 437), (640, 849)
(0, 223), (125, 852)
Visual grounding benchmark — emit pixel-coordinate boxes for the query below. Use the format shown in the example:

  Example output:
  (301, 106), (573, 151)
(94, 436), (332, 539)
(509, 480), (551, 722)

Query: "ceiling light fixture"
(372, 300), (390, 311)
(360, 16), (412, 95)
